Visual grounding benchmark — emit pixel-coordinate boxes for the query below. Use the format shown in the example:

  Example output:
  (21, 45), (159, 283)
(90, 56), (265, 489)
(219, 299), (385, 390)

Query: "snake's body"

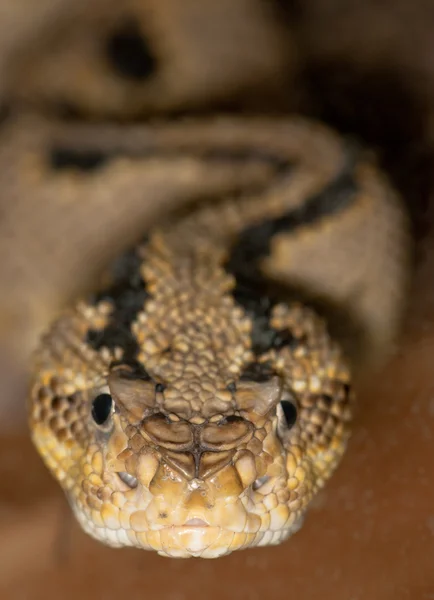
(28, 117), (408, 558)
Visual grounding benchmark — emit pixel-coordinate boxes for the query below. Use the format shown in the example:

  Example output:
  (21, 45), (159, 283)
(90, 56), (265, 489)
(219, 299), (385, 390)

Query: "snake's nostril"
(117, 471), (139, 488)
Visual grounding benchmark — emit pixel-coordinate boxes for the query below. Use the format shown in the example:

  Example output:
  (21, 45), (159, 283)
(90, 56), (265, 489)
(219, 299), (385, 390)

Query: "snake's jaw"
(28, 328), (354, 558)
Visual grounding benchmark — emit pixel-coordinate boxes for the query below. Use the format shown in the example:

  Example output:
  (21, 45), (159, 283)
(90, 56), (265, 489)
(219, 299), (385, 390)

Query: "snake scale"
(16, 1), (409, 559)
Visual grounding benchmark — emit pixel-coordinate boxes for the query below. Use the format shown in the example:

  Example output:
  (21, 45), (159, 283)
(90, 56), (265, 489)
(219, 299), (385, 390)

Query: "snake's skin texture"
(6, 0), (289, 117)
(28, 117), (408, 558)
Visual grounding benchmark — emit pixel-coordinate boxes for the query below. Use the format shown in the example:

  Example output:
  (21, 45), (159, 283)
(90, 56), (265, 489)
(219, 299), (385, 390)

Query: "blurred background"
(0, 1), (433, 598)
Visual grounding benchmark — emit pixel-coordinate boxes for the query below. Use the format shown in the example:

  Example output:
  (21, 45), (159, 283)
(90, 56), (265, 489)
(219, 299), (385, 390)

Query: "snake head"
(29, 321), (352, 559)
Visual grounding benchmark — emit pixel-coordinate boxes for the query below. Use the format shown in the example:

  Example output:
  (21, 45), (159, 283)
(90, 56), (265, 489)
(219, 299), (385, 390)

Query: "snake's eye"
(280, 399), (297, 429)
(91, 393), (113, 426)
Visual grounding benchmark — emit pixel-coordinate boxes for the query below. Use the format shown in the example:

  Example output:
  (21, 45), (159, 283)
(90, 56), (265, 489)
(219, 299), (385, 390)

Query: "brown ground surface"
(0, 1), (433, 598)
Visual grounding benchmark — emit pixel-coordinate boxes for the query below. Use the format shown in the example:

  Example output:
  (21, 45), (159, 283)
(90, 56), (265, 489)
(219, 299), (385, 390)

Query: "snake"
(26, 115), (408, 558)
(2, 0), (407, 561)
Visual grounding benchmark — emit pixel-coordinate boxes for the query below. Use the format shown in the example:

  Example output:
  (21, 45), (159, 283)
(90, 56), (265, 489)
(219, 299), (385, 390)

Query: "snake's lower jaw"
(64, 463), (310, 558)
(70, 501), (306, 559)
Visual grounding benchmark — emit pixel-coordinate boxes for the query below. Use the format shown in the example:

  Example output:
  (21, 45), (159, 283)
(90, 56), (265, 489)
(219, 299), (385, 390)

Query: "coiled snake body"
(28, 117), (408, 558)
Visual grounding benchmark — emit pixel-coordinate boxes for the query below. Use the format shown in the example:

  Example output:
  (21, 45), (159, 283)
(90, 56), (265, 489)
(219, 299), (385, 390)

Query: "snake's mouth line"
(183, 518), (209, 527)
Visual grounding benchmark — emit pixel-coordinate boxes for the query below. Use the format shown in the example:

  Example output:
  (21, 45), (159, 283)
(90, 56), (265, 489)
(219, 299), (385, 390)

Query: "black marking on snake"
(48, 145), (293, 174)
(321, 394), (334, 405)
(105, 18), (157, 81)
(86, 246), (149, 362)
(228, 161), (359, 278)
(232, 276), (299, 355)
(110, 359), (153, 382)
(50, 148), (107, 171)
(239, 361), (276, 383)
(227, 157), (360, 356)
(194, 148), (291, 173)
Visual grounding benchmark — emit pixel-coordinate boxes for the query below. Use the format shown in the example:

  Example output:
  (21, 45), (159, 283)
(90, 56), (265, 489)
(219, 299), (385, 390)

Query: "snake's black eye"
(280, 400), (298, 429)
(91, 393), (113, 426)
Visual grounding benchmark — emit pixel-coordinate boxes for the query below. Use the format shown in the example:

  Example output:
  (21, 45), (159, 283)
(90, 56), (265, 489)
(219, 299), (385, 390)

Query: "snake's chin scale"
(70, 496), (306, 558)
